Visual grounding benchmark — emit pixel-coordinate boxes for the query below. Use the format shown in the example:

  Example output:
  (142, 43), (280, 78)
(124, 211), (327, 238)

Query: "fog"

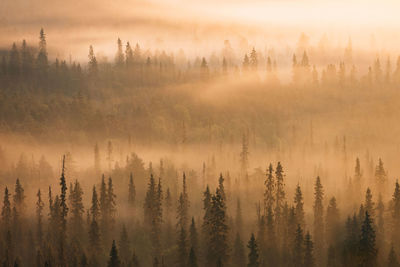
(1, 0), (400, 266)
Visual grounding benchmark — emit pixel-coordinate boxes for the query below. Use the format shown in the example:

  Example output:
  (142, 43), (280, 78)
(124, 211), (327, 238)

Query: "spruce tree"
(177, 226), (187, 267)
(293, 224), (304, 267)
(36, 189), (44, 245)
(275, 162), (286, 226)
(313, 176), (324, 263)
(304, 231), (315, 267)
(393, 180), (400, 249)
(359, 212), (377, 267)
(69, 180), (84, 240)
(325, 196), (339, 246)
(247, 233), (259, 267)
(2, 187), (11, 232)
(294, 183), (305, 229)
(107, 240), (120, 267)
(128, 173), (136, 209)
(388, 245), (399, 267)
(364, 188), (375, 218)
(208, 186), (229, 265)
(188, 247), (198, 267)
(264, 164), (275, 216)
(118, 225), (130, 265)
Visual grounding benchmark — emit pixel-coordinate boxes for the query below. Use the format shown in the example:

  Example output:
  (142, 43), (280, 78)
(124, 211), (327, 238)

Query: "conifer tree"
(236, 198), (243, 236)
(13, 179), (25, 218)
(118, 225), (130, 265)
(128, 173), (136, 209)
(88, 45), (98, 77)
(264, 164), (275, 216)
(177, 226), (187, 267)
(304, 231), (315, 267)
(188, 247), (198, 267)
(359, 212), (377, 267)
(115, 38), (124, 68)
(208, 185), (229, 265)
(364, 188), (375, 219)
(293, 224), (304, 267)
(294, 183), (305, 229)
(393, 180), (400, 249)
(325, 196), (339, 246)
(125, 42), (133, 68)
(189, 217), (198, 253)
(240, 133), (249, 179)
(36, 189), (44, 245)
(69, 179), (84, 239)
(313, 176), (324, 263)
(388, 245), (399, 267)
(249, 48), (258, 71)
(89, 186), (101, 256)
(177, 173), (190, 231)
(275, 162), (286, 230)
(107, 240), (121, 267)
(247, 233), (259, 267)
(375, 158), (387, 191)
(2, 187), (11, 232)
(37, 28), (48, 73)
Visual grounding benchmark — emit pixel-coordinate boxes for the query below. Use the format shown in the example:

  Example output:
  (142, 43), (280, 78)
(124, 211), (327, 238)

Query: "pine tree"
(236, 198), (243, 236)
(89, 186), (101, 256)
(313, 176), (324, 263)
(125, 42), (133, 68)
(177, 173), (190, 231)
(88, 45), (98, 77)
(388, 245), (399, 267)
(69, 180), (84, 239)
(107, 240), (121, 267)
(115, 38), (124, 68)
(128, 173), (136, 209)
(107, 177), (117, 227)
(359, 211), (377, 267)
(247, 233), (259, 267)
(393, 180), (400, 249)
(12, 179), (24, 218)
(37, 28), (48, 74)
(275, 162), (286, 232)
(304, 231), (315, 267)
(129, 251), (140, 267)
(2, 187), (11, 232)
(208, 186), (229, 265)
(375, 158), (387, 191)
(9, 43), (20, 77)
(264, 164), (275, 216)
(294, 183), (305, 229)
(249, 48), (258, 71)
(240, 133), (249, 179)
(188, 247), (198, 267)
(177, 226), (187, 267)
(118, 225), (130, 265)
(36, 189), (44, 245)
(293, 224), (304, 267)
(364, 188), (375, 219)
(325, 196), (339, 246)
(189, 217), (198, 253)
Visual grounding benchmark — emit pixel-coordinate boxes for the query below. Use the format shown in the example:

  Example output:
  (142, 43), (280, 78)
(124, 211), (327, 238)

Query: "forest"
(1, 27), (400, 267)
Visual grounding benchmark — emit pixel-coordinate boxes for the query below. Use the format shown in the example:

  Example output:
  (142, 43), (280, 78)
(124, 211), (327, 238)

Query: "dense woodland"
(2, 29), (400, 267)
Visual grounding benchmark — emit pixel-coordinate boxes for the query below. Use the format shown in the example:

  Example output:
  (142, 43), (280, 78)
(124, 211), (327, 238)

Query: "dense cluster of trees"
(1, 29), (400, 146)
(0, 142), (400, 267)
